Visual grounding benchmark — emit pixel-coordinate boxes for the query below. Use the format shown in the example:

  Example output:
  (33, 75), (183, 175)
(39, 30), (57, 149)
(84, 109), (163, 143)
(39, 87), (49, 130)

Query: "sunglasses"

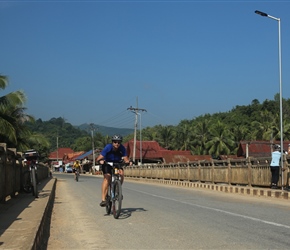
(113, 141), (121, 144)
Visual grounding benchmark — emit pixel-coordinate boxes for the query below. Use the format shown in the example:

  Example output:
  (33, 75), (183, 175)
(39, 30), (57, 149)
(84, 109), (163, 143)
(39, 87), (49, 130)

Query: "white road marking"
(132, 189), (290, 230)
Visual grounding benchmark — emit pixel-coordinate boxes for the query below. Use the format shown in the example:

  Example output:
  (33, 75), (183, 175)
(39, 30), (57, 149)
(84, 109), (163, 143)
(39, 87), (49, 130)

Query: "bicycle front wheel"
(22, 171), (32, 193)
(31, 168), (38, 198)
(106, 185), (112, 215)
(113, 180), (122, 219)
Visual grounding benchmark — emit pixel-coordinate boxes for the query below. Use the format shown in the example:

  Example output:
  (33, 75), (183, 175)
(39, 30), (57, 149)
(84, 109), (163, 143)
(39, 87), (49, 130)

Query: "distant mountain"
(77, 123), (134, 137)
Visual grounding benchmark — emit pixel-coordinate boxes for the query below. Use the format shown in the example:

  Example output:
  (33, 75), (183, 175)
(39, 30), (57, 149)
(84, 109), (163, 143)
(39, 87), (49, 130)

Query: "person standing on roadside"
(270, 144), (282, 189)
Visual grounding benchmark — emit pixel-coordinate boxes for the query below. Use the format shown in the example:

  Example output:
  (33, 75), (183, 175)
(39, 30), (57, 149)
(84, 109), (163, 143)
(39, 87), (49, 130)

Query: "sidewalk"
(0, 177), (56, 250)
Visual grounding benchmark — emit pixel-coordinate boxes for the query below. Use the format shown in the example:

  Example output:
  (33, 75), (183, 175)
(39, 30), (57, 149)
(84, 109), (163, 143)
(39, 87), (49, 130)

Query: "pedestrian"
(270, 144), (282, 189)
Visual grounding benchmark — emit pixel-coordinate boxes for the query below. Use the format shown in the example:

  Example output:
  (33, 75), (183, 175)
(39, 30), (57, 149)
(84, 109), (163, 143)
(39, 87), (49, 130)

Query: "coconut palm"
(251, 110), (275, 140)
(192, 119), (211, 155)
(205, 120), (235, 156)
(157, 125), (175, 149)
(175, 121), (194, 151)
(0, 74), (40, 149)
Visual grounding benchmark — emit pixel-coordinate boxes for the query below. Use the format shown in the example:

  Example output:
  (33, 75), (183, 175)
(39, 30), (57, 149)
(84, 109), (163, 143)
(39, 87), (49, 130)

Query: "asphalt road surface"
(47, 172), (290, 249)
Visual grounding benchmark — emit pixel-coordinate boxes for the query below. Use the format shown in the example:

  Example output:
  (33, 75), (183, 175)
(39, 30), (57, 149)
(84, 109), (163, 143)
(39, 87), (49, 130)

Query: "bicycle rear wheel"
(31, 167), (38, 198)
(22, 171), (32, 193)
(105, 185), (112, 215)
(113, 180), (122, 219)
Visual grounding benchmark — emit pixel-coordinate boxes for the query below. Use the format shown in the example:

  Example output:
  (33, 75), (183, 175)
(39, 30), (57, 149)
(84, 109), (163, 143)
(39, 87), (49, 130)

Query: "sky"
(1, 0), (290, 130)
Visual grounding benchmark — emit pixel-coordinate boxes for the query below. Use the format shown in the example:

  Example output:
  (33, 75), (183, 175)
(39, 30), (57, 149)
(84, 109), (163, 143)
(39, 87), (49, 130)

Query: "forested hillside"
(25, 95), (290, 158)
(25, 117), (134, 153)
(138, 95), (290, 157)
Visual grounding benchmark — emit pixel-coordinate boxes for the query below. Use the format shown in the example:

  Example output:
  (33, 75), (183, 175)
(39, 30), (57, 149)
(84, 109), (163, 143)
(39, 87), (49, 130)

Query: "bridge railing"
(125, 156), (289, 188)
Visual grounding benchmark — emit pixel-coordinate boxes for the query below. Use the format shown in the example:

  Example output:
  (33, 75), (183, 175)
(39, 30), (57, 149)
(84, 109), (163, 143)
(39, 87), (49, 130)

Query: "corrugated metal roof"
(238, 140), (290, 157)
(124, 140), (163, 159)
(49, 148), (74, 160)
(75, 149), (93, 160)
(124, 140), (212, 163)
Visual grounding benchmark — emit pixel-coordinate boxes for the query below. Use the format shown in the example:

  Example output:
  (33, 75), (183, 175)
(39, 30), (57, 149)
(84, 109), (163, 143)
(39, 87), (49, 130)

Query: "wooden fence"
(0, 143), (50, 203)
(125, 156), (290, 188)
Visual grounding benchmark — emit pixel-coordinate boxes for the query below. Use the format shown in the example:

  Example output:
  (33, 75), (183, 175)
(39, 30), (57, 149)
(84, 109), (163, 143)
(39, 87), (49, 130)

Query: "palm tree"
(0, 74), (36, 149)
(251, 110), (275, 140)
(157, 125), (175, 149)
(205, 120), (235, 156)
(175, 122), (194, 151)
(192, 119), (211, 155)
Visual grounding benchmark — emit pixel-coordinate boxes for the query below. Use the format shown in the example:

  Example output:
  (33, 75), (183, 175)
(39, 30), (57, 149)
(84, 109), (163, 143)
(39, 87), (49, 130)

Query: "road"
(47, 172), (290, 249)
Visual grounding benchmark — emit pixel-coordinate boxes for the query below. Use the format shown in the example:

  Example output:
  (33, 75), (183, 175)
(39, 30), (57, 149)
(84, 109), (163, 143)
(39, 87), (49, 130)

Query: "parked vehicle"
(65, 166), (73, 173)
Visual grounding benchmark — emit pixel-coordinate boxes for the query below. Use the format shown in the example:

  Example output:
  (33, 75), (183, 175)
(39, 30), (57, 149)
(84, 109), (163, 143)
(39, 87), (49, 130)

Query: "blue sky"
(1, 0), (290, 130)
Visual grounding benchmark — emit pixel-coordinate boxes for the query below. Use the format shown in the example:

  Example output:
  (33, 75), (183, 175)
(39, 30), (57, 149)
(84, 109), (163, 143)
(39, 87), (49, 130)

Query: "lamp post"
(255, 10), (284, 188)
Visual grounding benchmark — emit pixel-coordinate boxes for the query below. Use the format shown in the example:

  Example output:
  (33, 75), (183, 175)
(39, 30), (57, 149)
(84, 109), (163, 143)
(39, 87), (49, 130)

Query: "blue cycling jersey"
(100, 143), (127, 163)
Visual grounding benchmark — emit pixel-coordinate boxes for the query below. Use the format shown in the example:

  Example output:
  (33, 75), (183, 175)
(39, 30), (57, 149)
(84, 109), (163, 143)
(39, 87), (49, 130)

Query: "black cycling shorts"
(102, 163), (123, 175)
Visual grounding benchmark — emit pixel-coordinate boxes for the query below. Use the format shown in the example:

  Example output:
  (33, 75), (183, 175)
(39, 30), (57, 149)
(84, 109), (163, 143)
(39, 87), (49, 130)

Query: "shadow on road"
(117, 207), (147, 219)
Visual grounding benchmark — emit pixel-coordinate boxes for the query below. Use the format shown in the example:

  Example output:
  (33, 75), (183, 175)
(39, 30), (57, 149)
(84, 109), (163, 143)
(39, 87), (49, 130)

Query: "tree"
(192, 119), (211, 155)
(0, 75), (36, 148)
(175, 121), (194, 151)
(157, 125), (175, 149)
(205, 120), (235, 156)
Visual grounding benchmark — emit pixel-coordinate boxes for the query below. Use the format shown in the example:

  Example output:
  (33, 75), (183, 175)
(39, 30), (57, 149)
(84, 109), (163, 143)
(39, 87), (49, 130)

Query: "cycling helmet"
(111, 134), (123, 141)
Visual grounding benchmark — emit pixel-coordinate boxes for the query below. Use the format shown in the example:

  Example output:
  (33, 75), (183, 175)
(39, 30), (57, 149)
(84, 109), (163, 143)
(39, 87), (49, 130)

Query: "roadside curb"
(32, 177), (57, 250)
(0, 177), (57, 250)
(127, 177), (290, 200)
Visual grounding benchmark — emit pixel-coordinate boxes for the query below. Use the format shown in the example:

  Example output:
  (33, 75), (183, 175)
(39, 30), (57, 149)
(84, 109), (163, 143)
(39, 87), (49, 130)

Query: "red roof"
(237, 140), (290, 157)
(124, 140), (212, 163)
(161, 150), (211, 163)
(49, 148), (74, 160)
(124, 140), (163, 160)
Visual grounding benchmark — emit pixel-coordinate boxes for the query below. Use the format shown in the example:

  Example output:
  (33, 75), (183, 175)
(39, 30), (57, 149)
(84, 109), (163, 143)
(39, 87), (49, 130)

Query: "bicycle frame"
(23, 160), (38, 198)
(105, 162), (123, 219)
(30, 161), (38, 198)
(23, 149), (39, 198)
(75, 169), (80, 182)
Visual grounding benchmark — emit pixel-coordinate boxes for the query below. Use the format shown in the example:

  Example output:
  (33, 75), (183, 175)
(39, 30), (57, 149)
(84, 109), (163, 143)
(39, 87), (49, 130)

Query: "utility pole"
(127, 98), (147, 164)
(56, 131), (59, 162)
(90, 123), (96, 167)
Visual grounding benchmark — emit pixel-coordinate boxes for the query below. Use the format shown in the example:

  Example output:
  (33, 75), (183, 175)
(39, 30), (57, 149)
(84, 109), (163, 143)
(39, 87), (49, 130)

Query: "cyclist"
(73, 160), (81, 180)
(96, 134), (131, 207)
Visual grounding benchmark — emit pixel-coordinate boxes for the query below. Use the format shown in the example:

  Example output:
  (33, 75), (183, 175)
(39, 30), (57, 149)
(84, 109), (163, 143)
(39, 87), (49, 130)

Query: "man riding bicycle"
(96, 134), (131, 207)
(73, 160), (81, 179)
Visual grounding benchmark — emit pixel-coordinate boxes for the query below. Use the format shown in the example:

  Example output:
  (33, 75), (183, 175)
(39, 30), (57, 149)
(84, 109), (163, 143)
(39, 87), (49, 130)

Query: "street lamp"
(255, 10), (284, 188)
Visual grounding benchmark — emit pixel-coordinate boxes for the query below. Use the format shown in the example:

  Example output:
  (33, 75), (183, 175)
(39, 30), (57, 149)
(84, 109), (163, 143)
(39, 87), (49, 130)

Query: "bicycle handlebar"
(98, 160), (129, 167)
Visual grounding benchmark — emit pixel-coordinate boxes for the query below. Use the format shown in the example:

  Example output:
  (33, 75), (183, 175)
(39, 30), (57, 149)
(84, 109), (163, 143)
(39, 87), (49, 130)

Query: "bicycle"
(22, 149), (39, 198)
(74, 168), (80, 182)
(105, 162), (127, 219)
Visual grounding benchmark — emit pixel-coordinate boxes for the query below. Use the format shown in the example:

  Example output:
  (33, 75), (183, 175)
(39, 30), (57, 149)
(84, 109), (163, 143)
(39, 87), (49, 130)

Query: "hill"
(77, 123), (134, 137)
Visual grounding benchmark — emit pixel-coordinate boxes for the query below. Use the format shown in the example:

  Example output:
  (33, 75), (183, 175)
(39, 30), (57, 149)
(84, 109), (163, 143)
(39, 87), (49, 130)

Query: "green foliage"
(25, 118), (89, 151)
(2, 72), (290, 159)
(136, 96), (290, 156)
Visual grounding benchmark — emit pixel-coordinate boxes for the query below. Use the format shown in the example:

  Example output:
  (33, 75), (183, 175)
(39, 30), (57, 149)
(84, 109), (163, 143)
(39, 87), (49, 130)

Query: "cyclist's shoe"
(100, 200), (107, 207)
